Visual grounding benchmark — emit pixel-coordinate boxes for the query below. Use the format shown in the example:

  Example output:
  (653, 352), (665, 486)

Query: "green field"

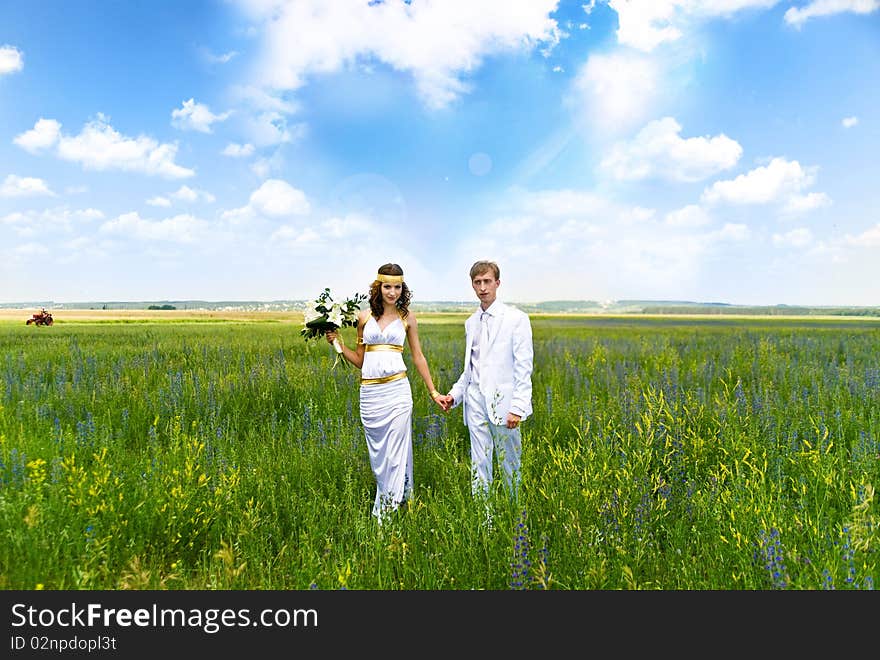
(1, 315), (877, 589)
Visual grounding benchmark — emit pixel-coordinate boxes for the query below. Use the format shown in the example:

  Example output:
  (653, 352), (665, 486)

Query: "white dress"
(359, 315), (413, 518)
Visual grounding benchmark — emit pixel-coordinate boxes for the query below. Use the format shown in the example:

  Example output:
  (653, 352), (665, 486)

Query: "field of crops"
(1, 314), (878, 590)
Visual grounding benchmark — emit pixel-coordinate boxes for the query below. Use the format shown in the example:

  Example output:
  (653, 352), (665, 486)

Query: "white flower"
(300, 287), (366, 342)
(303, 305), (324, 324)
(327, 305), (344, 327)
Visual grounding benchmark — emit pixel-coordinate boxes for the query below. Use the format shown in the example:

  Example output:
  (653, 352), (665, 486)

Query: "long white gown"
(359, 316), (413, 519)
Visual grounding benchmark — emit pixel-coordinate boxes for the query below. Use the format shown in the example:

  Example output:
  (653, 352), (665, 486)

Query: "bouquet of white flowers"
(301, 288), (367, 358)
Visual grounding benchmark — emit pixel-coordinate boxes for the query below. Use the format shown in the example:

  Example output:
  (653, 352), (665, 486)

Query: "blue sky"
(1, 0), (878, 305)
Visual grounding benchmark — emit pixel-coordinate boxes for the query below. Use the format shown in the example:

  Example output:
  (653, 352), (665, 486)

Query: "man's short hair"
(469, 260), (500, 281)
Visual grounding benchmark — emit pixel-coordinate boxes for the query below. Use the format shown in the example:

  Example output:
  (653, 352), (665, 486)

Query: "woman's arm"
(326, 310), (366, 369)
(406, 312), (445, 407)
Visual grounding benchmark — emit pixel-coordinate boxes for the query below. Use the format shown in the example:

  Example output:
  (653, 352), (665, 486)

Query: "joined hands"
(433, 393), (453, 412)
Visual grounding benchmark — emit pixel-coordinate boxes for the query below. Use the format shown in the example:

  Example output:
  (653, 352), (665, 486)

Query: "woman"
(326, 263), (445, 520)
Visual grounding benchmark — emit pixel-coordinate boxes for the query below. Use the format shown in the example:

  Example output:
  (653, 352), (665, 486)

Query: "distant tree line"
(643, 306), (880, 317)
(147, 304), (177, 310)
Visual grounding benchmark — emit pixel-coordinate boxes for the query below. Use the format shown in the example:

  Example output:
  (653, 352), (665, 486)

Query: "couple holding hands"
(326, 260), (534, 521)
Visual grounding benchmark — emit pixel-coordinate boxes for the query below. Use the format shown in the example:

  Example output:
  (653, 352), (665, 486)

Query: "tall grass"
(1, 316), (877, 589)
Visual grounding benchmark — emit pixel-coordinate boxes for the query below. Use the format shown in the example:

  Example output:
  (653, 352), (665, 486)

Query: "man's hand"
(435, 394), (453, 412)
(506, 412), (521, 429)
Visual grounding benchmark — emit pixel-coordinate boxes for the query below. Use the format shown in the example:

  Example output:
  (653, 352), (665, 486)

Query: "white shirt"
(470, 305), (494, 385)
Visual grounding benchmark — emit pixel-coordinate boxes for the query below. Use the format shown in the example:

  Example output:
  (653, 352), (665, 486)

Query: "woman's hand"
(325, 330), (337, 345)
(432, 393), (452, 412)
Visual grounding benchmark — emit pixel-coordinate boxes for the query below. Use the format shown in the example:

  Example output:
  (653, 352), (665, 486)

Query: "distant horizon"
(3, 298), (879, 310)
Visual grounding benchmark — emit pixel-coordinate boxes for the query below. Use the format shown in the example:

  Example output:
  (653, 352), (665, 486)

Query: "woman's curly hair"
(369, 263), (411, 319)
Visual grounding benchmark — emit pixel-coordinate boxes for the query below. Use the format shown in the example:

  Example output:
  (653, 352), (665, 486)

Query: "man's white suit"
(449, 301), (533, 425)
(448, 300), (533, 495)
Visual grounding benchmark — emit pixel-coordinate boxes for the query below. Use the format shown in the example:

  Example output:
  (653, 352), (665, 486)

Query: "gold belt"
(364, 344), (403, 353)
(361, 370), (407, 386)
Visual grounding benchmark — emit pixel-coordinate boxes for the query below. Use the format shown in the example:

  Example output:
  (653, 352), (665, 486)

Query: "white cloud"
(250, 179), (310, 217)
(222, 179), (311, 223)
(15, 115), (195, 179)
(0, 207), (104, 235)
(607, 1), (782, 52)
(714, 222), (751, 241)
(450, 185), (777, 301)
(518, 188), (610, 218)
(322, 213), (375, 238)
(466, 189), (667, 292)
(601, 117), (742, 182)
(842, 116), (859, 128)
(0, 211), (29, 227)
(218, 206), (253, 225)
(172, 187), (197, 203)
(2, 215), (38, 238)
(844, 223), (880, 248)
(250, 158), (272, 179)
(607, 0), (682, 51)
(785, 0), (879, 28)
(99, 211), (210, 243)
(54, 236), (111, 266)
(270, 225), (322, 246)
(13, 118), (62, 153)
(226, 86), (305, 148)
(243, 111), (306, 147)
(570, 51), (659, 136)
(204, 49), (238, 64)
(238, 0), (561, 109)
(622, 206), (657, 224)
(665, 204), (711, 227)
(230, 85), (300, 114)
(146, 186), (215, 207)
(0, 45), (24, 74)
(0, 174), (55, 198)
(485, 215), (541, 239)
(701, 157), (828, 210)
(271, 213), (375, 247)
(773, 227), (813, 247)
(783, 191), (832, 214)
(64, 236), (92, 250)
(171, 98), (232, 133)
(14, 242), (49, 256)
(222, 142), (256, 157)
(171, 185), (215, 204)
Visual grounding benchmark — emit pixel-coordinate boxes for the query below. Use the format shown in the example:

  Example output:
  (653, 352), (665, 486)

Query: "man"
(439, 260), (533, 500)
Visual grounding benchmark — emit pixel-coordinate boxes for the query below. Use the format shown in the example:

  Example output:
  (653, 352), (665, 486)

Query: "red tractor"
(26, 308), (54, 326)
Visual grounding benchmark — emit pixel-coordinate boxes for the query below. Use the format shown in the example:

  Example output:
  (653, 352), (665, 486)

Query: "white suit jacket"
(449, 301), (534, 426)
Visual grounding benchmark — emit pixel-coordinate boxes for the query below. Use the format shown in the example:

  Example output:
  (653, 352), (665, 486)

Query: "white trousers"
(465, 382), (521, 498)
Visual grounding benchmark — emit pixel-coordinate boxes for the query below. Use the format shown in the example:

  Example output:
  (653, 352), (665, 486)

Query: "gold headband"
(376, 273), (404, 284)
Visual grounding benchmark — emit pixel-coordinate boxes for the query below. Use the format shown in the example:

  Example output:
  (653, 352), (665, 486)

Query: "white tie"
(471, 311), (489, 385)
(480, 311), (490, 350)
